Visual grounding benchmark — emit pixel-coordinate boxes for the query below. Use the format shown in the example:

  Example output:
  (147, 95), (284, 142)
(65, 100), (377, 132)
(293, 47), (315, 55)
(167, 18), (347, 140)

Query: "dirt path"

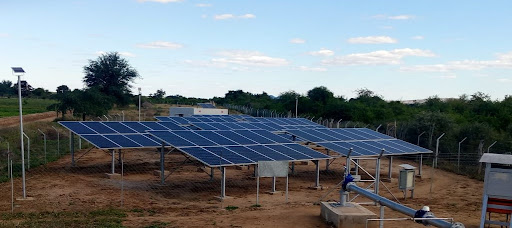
(0, 111), (57, 129)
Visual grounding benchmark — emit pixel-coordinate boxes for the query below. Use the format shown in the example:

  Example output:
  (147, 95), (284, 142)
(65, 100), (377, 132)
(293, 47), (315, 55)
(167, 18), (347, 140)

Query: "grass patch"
(0, 98), (57, 118)
(250, 204), (261, 208)
(225, 206), (238, 211)
(0, 209), (127, 228)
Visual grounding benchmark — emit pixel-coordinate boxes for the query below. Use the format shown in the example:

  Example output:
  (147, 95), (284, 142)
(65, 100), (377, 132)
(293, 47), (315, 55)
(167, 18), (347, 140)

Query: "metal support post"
(434, 133), (445, 168)
(210, 167), (214, 180)
(70, 132), (75, 166)
(118, 149), (122, 164)
(380, 205), (385, 228)
(376, 124), (382, 132)
(354, 159), (359, 175)
(271, 177), (276, 193)
(346, 148), (353, 177)
(220, 166), (226, 199)
(291, 162), (295, 174)
(110, 149), (115, 174)
(52, 126), (60, 156)
(418, 154), (423, 177)
(325, 150), (330, 171)
(375, 149), (385, 197)
(336, 119), (342, 128)
(388, 156), (393, 180)
(79, 137), (82, 150)
(160, 144), (165, 184)
(38, 129), (47, 164)
(314, 160), (320, 188)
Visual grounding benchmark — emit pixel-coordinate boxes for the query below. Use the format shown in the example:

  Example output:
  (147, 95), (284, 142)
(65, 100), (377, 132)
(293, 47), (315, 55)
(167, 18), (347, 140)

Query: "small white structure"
(169, 107), (228, 117)
(479, 153), (512, 228)
(398, 164), (416, 199)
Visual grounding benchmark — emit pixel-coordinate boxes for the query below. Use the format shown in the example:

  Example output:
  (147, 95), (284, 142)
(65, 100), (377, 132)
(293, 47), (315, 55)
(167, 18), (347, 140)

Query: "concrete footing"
(320, 202), (377, 228)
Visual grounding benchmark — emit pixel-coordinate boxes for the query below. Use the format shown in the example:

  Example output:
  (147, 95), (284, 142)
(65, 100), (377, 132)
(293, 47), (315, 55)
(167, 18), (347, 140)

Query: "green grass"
(0, 209), (127, 228)
(0, 98), (57, 118)
(224, 206), (238, 211)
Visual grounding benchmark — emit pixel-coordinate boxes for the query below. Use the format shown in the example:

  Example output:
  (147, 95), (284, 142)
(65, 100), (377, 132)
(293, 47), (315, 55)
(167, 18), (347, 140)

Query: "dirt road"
(0, 111), (57, 129)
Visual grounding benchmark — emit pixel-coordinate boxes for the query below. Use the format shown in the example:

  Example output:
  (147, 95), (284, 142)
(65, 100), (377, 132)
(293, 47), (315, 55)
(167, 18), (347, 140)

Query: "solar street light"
(11, 67), (27, 198)
(138, 88), (141, 121)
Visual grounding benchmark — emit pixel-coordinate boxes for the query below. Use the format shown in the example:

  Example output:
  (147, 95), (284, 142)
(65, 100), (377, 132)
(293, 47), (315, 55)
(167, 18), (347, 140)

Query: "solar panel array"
(197, 103), (216, 108)
(149, 130), (330, 167)
(285, 128), (431, 157)
(155, 116), (325, 131)
(59, 121), (191, 149)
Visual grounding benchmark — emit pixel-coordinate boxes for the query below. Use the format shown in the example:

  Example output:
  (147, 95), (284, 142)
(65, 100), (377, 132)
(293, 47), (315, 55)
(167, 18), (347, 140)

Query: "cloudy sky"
(1, 0), (512, 100)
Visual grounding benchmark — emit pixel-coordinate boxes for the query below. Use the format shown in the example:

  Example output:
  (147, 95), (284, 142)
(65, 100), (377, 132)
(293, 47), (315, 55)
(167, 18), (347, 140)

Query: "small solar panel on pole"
(12, 67), (27, 199)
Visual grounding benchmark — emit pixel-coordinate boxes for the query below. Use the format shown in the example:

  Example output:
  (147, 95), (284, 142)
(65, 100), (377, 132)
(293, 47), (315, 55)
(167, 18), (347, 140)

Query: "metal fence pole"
(52, 126), (60, 156)
(457, 137), (467, 172)
(38, 129), (47, 163)
(434, 133), (445, 168)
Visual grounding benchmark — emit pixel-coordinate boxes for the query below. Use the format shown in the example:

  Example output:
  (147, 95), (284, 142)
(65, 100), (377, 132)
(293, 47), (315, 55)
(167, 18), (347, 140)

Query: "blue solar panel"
(179, 147), (231, 166)
(286, 130), (325, 142)
(215, 131), (258, 145)
(194, 131), (237, 145)
(140, 122), (167, 131)
(225, 146), (273, 162)
(251, 130), (292, 143)
(208, 123), (231, 130)
(125, 134), (161, 147)
(284, 144), (330, 159)
(103, 135), (141, 147)
(81, 135), (119, 148)
(315, 129), (354, 141)
(149, 131), (195, 147)
(158, 121), (186, 130)
(172, 131), (217, 146)
(205, 147), (253, 164)
(60, 122), (96, 134)
(266, 145), (311, 160)
(122, 122), (151, 133)
(169, 117), (190, 124)
(82, 122), (117, 134)
(192, 122), (217, 130)
(343, 142), (382, 156)
(302, 129), (340, 141)
(103, 122), (137, 133)
(233, 130), (274, 144)
(246, 145), (293, 161)
(155, 116), (172, 121)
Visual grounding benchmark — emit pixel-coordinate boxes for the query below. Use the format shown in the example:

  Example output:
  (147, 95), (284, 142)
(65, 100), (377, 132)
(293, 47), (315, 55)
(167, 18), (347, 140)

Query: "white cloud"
(290, 38), (305, 44)
(497, 78), (512, 83)
(212, 50), (288, 67)
(195, 3), (212, 7)
(308, 48), (334, 57)
(347, 36), (397, 44)
(136, 41), (183, 49)
(95, 51), (136, 57)
(401, 51), (512, 72)
(322, 48), (435, 66)
(214, 14), (255, 20)
(298, 66), (327, 72)
(440, 75), (457, 79)
(412, 36), (424, 40)
(373, 14), (415, 20)
(137, 0), (183, 3)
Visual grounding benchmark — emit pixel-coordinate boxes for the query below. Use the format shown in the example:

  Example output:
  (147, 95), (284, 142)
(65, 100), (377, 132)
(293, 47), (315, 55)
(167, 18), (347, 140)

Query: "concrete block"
(105, 173), (121, 179)
(320, 202), (377, 228)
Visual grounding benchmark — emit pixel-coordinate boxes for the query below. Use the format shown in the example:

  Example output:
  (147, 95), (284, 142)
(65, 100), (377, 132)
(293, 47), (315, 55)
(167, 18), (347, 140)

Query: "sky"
(1, 0), (512, 101)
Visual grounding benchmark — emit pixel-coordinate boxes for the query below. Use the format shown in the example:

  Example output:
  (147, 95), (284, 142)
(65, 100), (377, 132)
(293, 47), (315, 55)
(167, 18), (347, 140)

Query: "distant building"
(169, 106), (228, 117)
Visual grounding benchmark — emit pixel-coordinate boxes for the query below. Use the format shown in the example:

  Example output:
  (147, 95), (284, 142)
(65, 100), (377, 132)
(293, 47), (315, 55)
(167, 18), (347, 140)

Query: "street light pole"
(12, 67), (27, 198)
(138, 87), (141, 121)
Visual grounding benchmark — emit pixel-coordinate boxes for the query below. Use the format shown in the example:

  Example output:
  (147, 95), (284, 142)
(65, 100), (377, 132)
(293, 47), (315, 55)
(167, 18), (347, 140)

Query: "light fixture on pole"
(138, 87), (141, 121)
(11, 67), (27, 198)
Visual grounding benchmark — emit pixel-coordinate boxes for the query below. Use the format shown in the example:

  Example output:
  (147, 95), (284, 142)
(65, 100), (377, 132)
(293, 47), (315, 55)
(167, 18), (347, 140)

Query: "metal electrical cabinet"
(398, 164), (416, 199)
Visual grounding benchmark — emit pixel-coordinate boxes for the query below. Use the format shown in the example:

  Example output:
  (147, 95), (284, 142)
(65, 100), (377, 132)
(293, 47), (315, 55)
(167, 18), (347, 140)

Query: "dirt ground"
(0, 111), (57, 129)
(0, 143), (488, 228)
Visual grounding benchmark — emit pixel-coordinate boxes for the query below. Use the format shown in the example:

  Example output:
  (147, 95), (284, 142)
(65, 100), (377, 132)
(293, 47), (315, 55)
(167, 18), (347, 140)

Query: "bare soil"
(0, 111), (57, 129)
(0, 145), (487, 228)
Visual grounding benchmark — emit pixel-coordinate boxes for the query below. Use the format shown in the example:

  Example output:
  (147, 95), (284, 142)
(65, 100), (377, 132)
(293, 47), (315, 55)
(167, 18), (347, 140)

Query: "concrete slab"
(320, 202), (377, 228)
(105, 173), (121, 179)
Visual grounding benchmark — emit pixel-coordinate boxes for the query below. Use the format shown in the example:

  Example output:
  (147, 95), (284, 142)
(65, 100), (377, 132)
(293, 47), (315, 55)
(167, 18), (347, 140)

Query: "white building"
(169, 107), (228, 117)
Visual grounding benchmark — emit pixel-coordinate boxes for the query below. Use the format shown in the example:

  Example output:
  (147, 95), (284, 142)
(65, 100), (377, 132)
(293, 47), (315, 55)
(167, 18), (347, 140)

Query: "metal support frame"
(52, 126), (60, 156)
(110, 149), (115, 174)
(354, 159), (359, 175)
(325, 150), (330, 171)
(210, 167), (214, 180)
(375, 149), (385, 197)
(418, 154), (423, 177)
(434, 133), (445, 168)
(79, 137), (82, 150)
(38, 129), (47, 164)
(388, 156), (393, 180)
(313, 160), (320, 188)
(380, 206), (385, 228)
(271, 177), (277, 193)
(220, 166), (226, 199)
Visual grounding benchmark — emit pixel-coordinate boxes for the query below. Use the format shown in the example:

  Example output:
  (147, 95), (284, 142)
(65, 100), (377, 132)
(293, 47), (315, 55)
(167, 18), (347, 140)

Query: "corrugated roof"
(479, 153), (512, 165)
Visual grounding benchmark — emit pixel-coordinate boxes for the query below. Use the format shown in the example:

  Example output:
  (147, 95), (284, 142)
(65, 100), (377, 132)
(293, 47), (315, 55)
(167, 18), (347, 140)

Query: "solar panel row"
(149, 130), (329, 167)
(60, 121), (189, 135)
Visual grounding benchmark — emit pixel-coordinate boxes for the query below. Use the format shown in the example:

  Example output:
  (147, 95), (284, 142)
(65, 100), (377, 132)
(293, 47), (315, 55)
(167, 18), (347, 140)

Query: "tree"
(56, 85), (70, 94)
(307, 86), (334, 105)
(0, 80), (15, 97)
(150, 89), (166, 99)
(83, 52), (139, 106)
